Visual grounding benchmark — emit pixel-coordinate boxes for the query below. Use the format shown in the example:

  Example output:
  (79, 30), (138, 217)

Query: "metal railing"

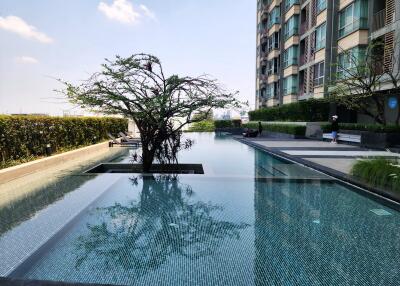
(372, 9), (385, 32)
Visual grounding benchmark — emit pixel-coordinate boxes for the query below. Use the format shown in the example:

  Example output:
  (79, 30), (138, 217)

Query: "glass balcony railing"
(339, 18), (368, 38)
(372, 9), (386, 32)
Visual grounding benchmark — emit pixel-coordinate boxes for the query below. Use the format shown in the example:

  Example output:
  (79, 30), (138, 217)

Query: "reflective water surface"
(1, 133), (399, 285)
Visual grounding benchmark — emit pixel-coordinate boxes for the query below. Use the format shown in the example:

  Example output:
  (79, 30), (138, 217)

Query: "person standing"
(258, 122), (263, 136)
(331, 115), (339, 144)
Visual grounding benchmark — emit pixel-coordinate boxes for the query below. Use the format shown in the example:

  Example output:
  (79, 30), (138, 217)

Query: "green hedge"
(0, 115), (128, 167)
(214, 119), (242, 128)
(321, 123), (400, 133)
(187, 121), (215, 132)
(243, 122), (306, 136)
(352, 159), (400, 192)
(249, 99), (330, 122)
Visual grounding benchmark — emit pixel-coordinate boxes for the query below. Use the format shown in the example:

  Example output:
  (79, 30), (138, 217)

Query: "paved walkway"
(242, 138), (400, 175)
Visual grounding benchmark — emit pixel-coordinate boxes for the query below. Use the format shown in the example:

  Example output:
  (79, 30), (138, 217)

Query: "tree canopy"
(62, 53), (243, 171)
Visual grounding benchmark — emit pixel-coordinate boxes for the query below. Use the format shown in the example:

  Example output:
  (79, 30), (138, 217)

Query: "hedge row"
(322, 123), (400, 133)
(249, 99), (330, 122)
(214, 119), (242, 128)
(0, 115), (128, 164)
(187, 121), (215, 132)
(352, 159), (400, 193)
(243, 122), (306, 136)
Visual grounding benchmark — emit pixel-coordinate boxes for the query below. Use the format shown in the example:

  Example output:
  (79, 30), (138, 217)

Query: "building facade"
(256, 0), (400, 110)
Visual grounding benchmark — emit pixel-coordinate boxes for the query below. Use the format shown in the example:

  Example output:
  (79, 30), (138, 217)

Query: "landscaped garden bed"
(243, 122), (307, 138)
(0, 115), (127, 169)
(352, 159), (400, 194)
(248, 99), (330, 122)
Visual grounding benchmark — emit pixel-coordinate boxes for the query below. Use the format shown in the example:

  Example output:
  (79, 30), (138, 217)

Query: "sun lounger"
(107, 133), (141, 147)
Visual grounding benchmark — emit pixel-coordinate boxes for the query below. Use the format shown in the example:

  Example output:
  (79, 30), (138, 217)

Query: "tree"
(62, 54), (241, 171)
(329, 41), (400, 125)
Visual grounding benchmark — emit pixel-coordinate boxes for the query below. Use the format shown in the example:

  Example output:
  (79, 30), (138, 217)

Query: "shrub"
(321, 123), (400, 133)
(0, 115), (128, 168)
(214, 119), (242, 129)
(351, 159), (400, 192)
(214, 120), (233, 128)
(249, 99), (330, 122)
(187, 121), (215, 132)
(243, 122), (306, 136)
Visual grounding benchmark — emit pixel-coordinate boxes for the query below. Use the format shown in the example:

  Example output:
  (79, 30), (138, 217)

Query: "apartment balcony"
(260, 50), (269, 61)
(372, 10), (385, 32)
(260, 10), (268, 22)
(300, 22), (308, 35)
(259, 74), (269, 83)
(372, 9), (396, 32)
(260, 28), (269, 39)
(299, 84), (305, 98)
(299, 54), (305, 66)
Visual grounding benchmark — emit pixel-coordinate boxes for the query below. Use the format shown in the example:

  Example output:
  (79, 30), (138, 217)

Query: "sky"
(0, 0), (256, 115)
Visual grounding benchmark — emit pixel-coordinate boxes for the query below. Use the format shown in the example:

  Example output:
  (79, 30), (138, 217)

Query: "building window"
(315, 23), (326, 51)
(314, 61), (325, 86)
(283, 45), (299, 68)
(316, 0), (327, 14)
(268, 6), (281, 28)
(266, 84), (272, 98)
(285, 0), (300, 12)
(337, 46), (366, 78)
(267, 58), (280, 75)
(283, 75), (298, 95)
(268, 32), (280, 52)
(338, 0), (368, 38)
(284, 15), (299, 41)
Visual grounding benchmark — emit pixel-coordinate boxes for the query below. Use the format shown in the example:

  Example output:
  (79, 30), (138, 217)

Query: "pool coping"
(235, 137), (400, 211)
(0, 277), (117, 286)
(0, 142), (111, 184)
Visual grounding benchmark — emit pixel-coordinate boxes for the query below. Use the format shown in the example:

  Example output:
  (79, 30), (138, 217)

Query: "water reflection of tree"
(75, 175), (249, 277)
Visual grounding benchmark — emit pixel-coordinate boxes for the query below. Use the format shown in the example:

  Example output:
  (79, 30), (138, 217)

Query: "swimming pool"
(0, 133), (399, 285)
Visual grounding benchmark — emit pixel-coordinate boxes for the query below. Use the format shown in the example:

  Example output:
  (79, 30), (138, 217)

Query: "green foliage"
(214, 120), (233, 128)
(249, 99), (330, 122)
(321, 123), (400, 133)
(187, 121), (215, 132)
(243, 122), (306, 136)
(214, 119), (242, 128)
(0, 115), (127, 169)
(351, 159), (400, 192)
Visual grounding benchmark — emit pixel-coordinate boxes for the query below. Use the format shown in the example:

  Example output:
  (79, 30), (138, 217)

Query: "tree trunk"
(141, 140), (155, 173)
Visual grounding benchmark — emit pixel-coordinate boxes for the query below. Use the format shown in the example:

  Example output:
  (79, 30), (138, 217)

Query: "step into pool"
(0, 133), (399, 285)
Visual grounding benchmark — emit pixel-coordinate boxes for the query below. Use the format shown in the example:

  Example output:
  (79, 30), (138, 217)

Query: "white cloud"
(98, 0), (140, 24)
(98, 0), (156, 24)
(15, 56), (39, 64)
(0, 15), (53, 44)
(139, 4), (157, 21)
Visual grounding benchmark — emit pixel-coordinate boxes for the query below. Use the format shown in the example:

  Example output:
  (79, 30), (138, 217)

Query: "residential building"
(256, 0), (400, 114)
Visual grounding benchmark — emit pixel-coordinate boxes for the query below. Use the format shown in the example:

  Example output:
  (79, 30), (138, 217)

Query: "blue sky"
(0, 0), (256, 115)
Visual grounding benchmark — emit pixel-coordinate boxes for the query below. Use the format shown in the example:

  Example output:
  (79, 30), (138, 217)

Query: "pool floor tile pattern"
(1, 134), (399, 286)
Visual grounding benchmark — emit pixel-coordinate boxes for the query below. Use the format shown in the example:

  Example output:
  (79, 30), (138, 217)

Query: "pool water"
(1, 133), (399, 285)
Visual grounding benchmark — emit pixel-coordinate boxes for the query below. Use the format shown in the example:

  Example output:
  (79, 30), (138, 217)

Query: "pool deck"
(239, 137), (400, 175)
(236, 136), (400, 208)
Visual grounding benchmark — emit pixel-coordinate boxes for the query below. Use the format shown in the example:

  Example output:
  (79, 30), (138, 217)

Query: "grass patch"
(351, 158), (400, 192)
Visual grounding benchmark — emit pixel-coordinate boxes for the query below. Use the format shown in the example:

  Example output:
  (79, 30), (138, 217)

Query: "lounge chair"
(107, 133), (141, 147)
(119, 132), (141, 143)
